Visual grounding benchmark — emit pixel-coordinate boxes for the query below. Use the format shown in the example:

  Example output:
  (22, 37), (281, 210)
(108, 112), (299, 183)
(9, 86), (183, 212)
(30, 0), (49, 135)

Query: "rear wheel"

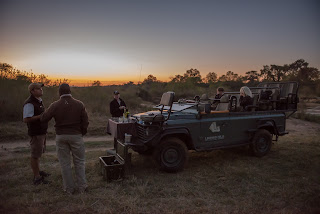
(153, 138), (188, 172)
(250, 129), (272, 157)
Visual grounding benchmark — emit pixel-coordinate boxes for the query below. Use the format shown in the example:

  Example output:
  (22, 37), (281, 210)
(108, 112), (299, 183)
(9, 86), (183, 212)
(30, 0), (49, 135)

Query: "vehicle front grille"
(136, 123), (161, 142)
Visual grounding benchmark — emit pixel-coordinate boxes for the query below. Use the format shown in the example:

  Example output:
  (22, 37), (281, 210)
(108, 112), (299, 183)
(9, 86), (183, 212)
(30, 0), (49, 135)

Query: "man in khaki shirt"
(41, 83), (89, 194)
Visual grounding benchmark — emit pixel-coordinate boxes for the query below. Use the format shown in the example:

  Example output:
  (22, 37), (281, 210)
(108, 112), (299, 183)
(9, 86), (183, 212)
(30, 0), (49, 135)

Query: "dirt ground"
(1, 117), (319, 155)
(0, 135), (113, 161)
(0, 117), (319, 214)
(285, 117), (320, 136)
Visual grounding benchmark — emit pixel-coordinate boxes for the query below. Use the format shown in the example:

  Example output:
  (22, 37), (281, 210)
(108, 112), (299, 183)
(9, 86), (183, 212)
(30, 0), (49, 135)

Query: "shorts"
(30, 135), (46, 158)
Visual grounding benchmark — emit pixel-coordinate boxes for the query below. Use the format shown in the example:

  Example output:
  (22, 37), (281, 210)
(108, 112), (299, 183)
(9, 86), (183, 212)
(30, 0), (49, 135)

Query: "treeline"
(0, 63), (70, 86)
(0, 59), (319, 122)
(137, 59), (320, 101)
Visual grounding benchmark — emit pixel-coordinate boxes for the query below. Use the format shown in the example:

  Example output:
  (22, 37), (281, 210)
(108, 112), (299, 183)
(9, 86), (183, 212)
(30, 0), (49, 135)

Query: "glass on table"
(111, 117), (119, 122)
(119, 117), (124, 123)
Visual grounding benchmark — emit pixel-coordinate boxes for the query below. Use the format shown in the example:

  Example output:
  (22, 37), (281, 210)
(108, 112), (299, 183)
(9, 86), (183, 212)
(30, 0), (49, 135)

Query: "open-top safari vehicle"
(102, 81), (299, 178)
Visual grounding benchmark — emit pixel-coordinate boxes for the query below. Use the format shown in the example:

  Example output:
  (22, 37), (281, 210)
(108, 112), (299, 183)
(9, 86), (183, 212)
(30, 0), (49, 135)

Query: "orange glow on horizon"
(53, 77), (172, 87)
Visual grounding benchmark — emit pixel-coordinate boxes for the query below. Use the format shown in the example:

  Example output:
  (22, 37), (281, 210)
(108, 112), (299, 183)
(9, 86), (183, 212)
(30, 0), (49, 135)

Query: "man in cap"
(211, 87), (225, 110)
(110, 90), (126, 117)
(41, 83), (89, 194)
(23, 83), (50, 185)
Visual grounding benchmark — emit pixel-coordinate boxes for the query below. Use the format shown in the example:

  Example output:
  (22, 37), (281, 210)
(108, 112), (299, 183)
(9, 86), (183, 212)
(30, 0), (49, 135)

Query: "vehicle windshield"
(154, 102), (198, 113)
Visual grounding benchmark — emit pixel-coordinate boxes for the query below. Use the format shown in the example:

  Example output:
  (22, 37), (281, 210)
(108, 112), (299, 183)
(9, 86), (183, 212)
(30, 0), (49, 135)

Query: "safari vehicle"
(125, 81), (299, 172)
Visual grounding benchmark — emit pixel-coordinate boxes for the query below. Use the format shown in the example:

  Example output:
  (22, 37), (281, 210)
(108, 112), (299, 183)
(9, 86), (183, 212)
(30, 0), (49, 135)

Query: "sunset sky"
(1, 0), (319, 85)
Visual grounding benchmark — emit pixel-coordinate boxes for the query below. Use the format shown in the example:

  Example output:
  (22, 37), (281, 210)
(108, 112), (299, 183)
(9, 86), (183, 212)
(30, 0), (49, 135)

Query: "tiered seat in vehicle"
(255, 82), (298, 111)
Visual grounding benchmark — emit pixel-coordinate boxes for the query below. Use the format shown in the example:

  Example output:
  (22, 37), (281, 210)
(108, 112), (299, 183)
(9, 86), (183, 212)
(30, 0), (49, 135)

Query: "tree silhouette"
(0, 63), (14, 79)
(204, 72), (218, 83)
(184, 68), (202, 84)
(245, 70), (260, 84)
(92, 80), (101, 86)
(143, 74), (158, 84)
(219, 71), (239, 82)
(170, 74), (185, 83)
(288, 59), (319, 82)
(260, 65), (288, 82)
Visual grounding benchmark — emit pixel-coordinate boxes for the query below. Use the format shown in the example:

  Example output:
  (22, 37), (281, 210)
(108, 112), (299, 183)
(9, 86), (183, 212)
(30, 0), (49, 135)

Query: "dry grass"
(0, 114), (109, 142)
(1, 119), (320, 214)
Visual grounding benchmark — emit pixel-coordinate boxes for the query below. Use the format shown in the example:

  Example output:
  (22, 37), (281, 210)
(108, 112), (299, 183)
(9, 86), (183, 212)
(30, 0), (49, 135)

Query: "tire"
(153, 138), (188, 172)
(250, 129), (272, 157)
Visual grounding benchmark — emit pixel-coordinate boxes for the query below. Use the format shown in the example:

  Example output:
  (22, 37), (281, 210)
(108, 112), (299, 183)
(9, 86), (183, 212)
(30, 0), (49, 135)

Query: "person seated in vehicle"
(211, 87), (224, 109)
(239, 86), (253, 111)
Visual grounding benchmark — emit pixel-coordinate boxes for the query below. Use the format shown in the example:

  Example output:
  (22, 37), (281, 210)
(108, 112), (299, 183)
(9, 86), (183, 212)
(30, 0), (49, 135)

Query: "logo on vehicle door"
(209, 122), (220, 133)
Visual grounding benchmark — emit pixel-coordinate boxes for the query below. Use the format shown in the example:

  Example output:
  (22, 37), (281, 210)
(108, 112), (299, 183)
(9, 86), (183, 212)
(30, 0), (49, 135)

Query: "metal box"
(99, 140), (131, 181)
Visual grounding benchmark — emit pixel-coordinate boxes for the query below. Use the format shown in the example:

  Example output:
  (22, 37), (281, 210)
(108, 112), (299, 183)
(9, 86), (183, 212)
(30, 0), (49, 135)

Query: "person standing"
(41, 83), (89, 194)
(23, 83), (50, 185)
(110, 90), (126, 117)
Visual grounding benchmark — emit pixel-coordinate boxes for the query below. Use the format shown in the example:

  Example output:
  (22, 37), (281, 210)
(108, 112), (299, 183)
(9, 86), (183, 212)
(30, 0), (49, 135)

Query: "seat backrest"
(200, 94), (211, 104)
(270, 89), (280, 109)
(250, 95), (259, 111)
(271, 89), (280, 100)
(271, 84), (280, 94)
(233, 94), (241, 108)
(160, 92), (174, 106)
(280, 82), (297, 98)
(215, 95), (230, 111)
(200, 93), (209, 100)
(287, 82), (297, 96)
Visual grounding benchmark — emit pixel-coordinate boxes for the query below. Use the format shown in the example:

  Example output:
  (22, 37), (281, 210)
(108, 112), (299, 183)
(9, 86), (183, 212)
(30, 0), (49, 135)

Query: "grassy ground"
(0, 120), (319, 214)
(0, 113), (109, 142)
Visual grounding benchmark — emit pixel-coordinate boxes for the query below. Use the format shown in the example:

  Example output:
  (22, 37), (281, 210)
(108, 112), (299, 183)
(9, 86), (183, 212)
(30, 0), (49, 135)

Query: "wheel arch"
(153, 128), (194, 150)
(257, 120), (278, 135)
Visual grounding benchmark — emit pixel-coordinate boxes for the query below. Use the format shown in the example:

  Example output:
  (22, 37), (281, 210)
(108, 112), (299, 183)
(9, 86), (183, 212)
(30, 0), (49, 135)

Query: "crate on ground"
(99, 140), (131, 181)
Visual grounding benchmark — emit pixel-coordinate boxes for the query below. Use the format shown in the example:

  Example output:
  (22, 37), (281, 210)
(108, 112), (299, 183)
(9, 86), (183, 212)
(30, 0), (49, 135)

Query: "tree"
(260, 65), (288, 82)
(183, 68), (202, 84)
(36, 74), (51, 85)
(0, 63), (13, 79)
(288, 59), (319, 83)
(124, 81), (134, 86)
(218, 71), (239, 82)
(51, 79), (71, 86)
(204, 72), (218, 83)
(170, 74), (185, 83)
(245, 70), (260, 84)
(143, 74), (158, 84)
(92, 80), (101, 86)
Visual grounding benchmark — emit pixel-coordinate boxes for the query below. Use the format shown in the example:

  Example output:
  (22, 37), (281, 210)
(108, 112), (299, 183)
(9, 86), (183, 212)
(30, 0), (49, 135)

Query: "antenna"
(139, 64), (142, 84)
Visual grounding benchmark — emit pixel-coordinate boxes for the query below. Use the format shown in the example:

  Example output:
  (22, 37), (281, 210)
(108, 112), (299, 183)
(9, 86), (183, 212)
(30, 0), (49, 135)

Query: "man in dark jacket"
(23, 83), (50, 185)
(110, 91), (126, 117)
(41, 84), (89, 194)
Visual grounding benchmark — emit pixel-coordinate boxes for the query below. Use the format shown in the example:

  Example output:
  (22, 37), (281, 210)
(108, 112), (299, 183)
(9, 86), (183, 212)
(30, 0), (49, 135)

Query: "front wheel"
(250, 129), (272, 157)
(153, 138), (188, 172)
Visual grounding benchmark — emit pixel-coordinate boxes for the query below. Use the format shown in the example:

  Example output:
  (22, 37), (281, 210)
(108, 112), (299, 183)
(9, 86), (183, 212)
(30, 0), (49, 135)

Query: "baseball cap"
(114, 91), (120, 95)
(28, 83), (44, 92)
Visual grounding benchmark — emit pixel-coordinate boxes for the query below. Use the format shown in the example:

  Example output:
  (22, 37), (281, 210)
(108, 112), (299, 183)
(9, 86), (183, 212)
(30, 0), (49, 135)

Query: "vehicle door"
(227, 112), (256, 145)
(198, 113), (232, 149)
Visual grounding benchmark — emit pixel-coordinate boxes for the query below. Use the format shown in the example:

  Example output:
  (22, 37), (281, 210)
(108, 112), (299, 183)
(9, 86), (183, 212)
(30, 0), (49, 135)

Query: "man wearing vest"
(41, 83), (89, 194)
(23, 83), (50, 185)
